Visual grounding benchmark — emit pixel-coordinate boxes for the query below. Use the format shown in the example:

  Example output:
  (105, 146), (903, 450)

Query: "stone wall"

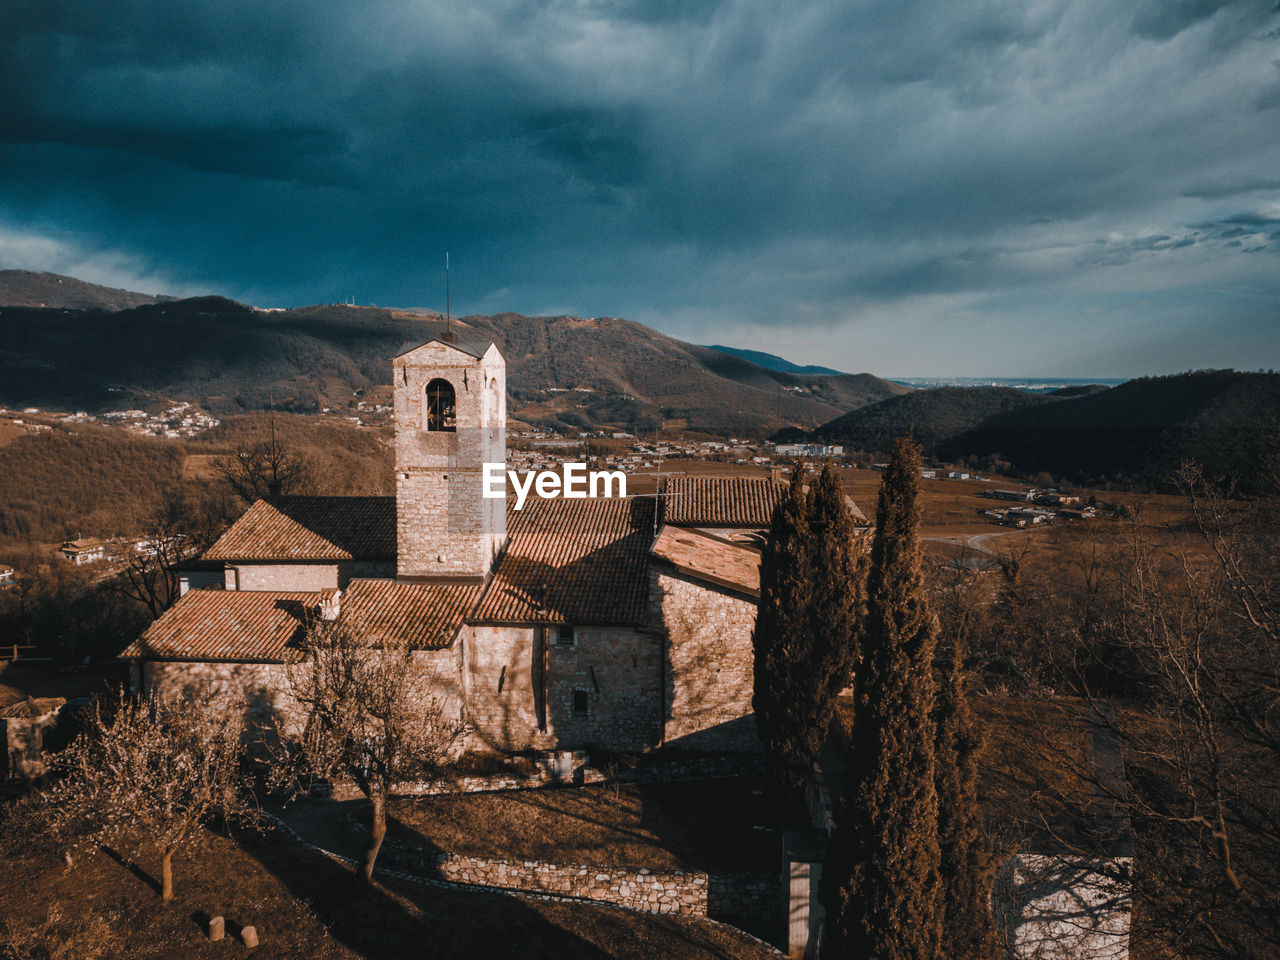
(143, 645), (464, 735)
(650, 568), (760, 752)
(462, 625), (546, 752)
(225, 560), (395, 591)
(227, 562), (334, 591)
(350, 819), (779, 921)
(993, 854), (1131, 960)
(462, 623), (664, 753)
(143, 660), (294, 732)
(384, 751), (764, 796)
(545, 625), (663, 752)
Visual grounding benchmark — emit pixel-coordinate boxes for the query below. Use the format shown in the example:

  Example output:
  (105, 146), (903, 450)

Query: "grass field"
(0, 420), (30, 449)
(635, 459), (1199, 566)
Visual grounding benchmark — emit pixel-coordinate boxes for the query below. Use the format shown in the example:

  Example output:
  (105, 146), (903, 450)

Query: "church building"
(123, 336), (863, 755)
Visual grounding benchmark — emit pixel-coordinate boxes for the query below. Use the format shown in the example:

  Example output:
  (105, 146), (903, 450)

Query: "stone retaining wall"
(375, 752), (765, 797)
(350, 820), (778, 920)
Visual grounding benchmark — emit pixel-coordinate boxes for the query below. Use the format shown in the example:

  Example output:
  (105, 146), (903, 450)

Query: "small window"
(555, 625), (576, 647)
(425, 378), (456, 432)
(572, 690), (589, 717)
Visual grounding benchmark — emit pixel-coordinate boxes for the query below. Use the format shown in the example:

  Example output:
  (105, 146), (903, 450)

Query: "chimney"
(318, 588), (341, 621)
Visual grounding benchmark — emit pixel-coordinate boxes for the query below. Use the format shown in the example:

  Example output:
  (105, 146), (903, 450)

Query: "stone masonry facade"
(394, 340), (506, 580)
(143, 660), (294, 732)
(225, 560), (395, 591)
(649, 567), (760, 752)
(141, 647), (465, 735)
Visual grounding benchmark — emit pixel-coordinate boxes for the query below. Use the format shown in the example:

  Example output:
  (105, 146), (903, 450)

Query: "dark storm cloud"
(1, 0), (1278, 375)
(1183, 176), (1280, 198)
(1131, 0), (1251, 39)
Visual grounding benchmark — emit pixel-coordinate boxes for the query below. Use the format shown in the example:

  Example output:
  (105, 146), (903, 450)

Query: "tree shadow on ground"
(361, 809), (781, 960)
(237, 823), (614, 960)
(99, 844), (162, 896)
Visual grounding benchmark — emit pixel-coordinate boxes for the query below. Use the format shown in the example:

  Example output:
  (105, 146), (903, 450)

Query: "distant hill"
(1046, 384), (1111, 399)
(0, 270), (175, 311)
(704, 344), (846, 376)
(0, 275), (907, 437)
(800, 371), (1279, 492)
(949, 370), (1280, 492)
(808, 386), (1050, 450)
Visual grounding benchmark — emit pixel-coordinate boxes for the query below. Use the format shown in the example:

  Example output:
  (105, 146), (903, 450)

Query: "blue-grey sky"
(2, 0), (1278, 377)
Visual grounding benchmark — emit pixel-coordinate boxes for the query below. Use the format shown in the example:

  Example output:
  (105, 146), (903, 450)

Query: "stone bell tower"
(393, 337), (506, 581)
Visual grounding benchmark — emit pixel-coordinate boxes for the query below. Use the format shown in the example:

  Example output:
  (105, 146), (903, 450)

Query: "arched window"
(425, 378), (456, 432)
(487, 377), (500, 423)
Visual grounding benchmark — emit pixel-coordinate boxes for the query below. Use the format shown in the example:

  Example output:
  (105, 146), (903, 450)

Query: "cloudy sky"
(2, 0), (1278, 377)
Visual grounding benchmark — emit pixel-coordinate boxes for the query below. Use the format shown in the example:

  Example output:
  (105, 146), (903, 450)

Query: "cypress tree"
(936, 631), (999, 960)
(806, 459), (868, 736)
(821, 436), (943, 960)
(753, 461), (816, 787)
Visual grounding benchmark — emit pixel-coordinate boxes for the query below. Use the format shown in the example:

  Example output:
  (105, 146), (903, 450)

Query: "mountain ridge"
(0, 269), (177, 311)
(0, 273), (907, 437)
(704, 344), (846, 376)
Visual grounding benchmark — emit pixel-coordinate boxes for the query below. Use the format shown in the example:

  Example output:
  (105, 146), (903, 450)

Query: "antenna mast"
(445, 252), (451, 339)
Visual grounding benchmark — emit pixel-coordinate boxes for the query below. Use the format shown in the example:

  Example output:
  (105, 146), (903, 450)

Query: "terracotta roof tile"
(660, 476), (867, 526)
(205, 496), (395, 562)
(121, 590), (320, 663)
(472, 497), (655, 625)
(0, 697), (66, 720)
(660, 477), (785, 527)
(650, 525), (761, 598)
(61, 538), (105, 552)
(341, 579), (480, 649)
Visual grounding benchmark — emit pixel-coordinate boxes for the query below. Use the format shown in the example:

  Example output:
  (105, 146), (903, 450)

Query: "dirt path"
(924, 529), (1024, 566)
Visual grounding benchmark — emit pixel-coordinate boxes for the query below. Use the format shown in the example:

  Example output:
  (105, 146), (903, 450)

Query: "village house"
(60, 537), (106, 565)
(0, 564), (14, 587)
(122, 337), (850, 756)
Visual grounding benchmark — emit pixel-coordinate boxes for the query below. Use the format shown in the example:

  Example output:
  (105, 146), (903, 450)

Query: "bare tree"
(36, 691), (257, 902)
(118, 487), (237, 617)
(282, 618), (468, 883)
(213, 421), (314, 503)
(982, 465), (1280, 958)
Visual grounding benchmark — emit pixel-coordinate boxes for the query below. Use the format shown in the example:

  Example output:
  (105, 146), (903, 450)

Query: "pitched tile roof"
(341, 579), (480, 649)
(121, 590), (320, 663)
(660, 476), (868, 526)
(0, 697), (66, 720)
(660, 476), (786, 527)
(472, 497), (656, 625)
(650, 525), (761, 598)
(204, 496), (395, 562)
